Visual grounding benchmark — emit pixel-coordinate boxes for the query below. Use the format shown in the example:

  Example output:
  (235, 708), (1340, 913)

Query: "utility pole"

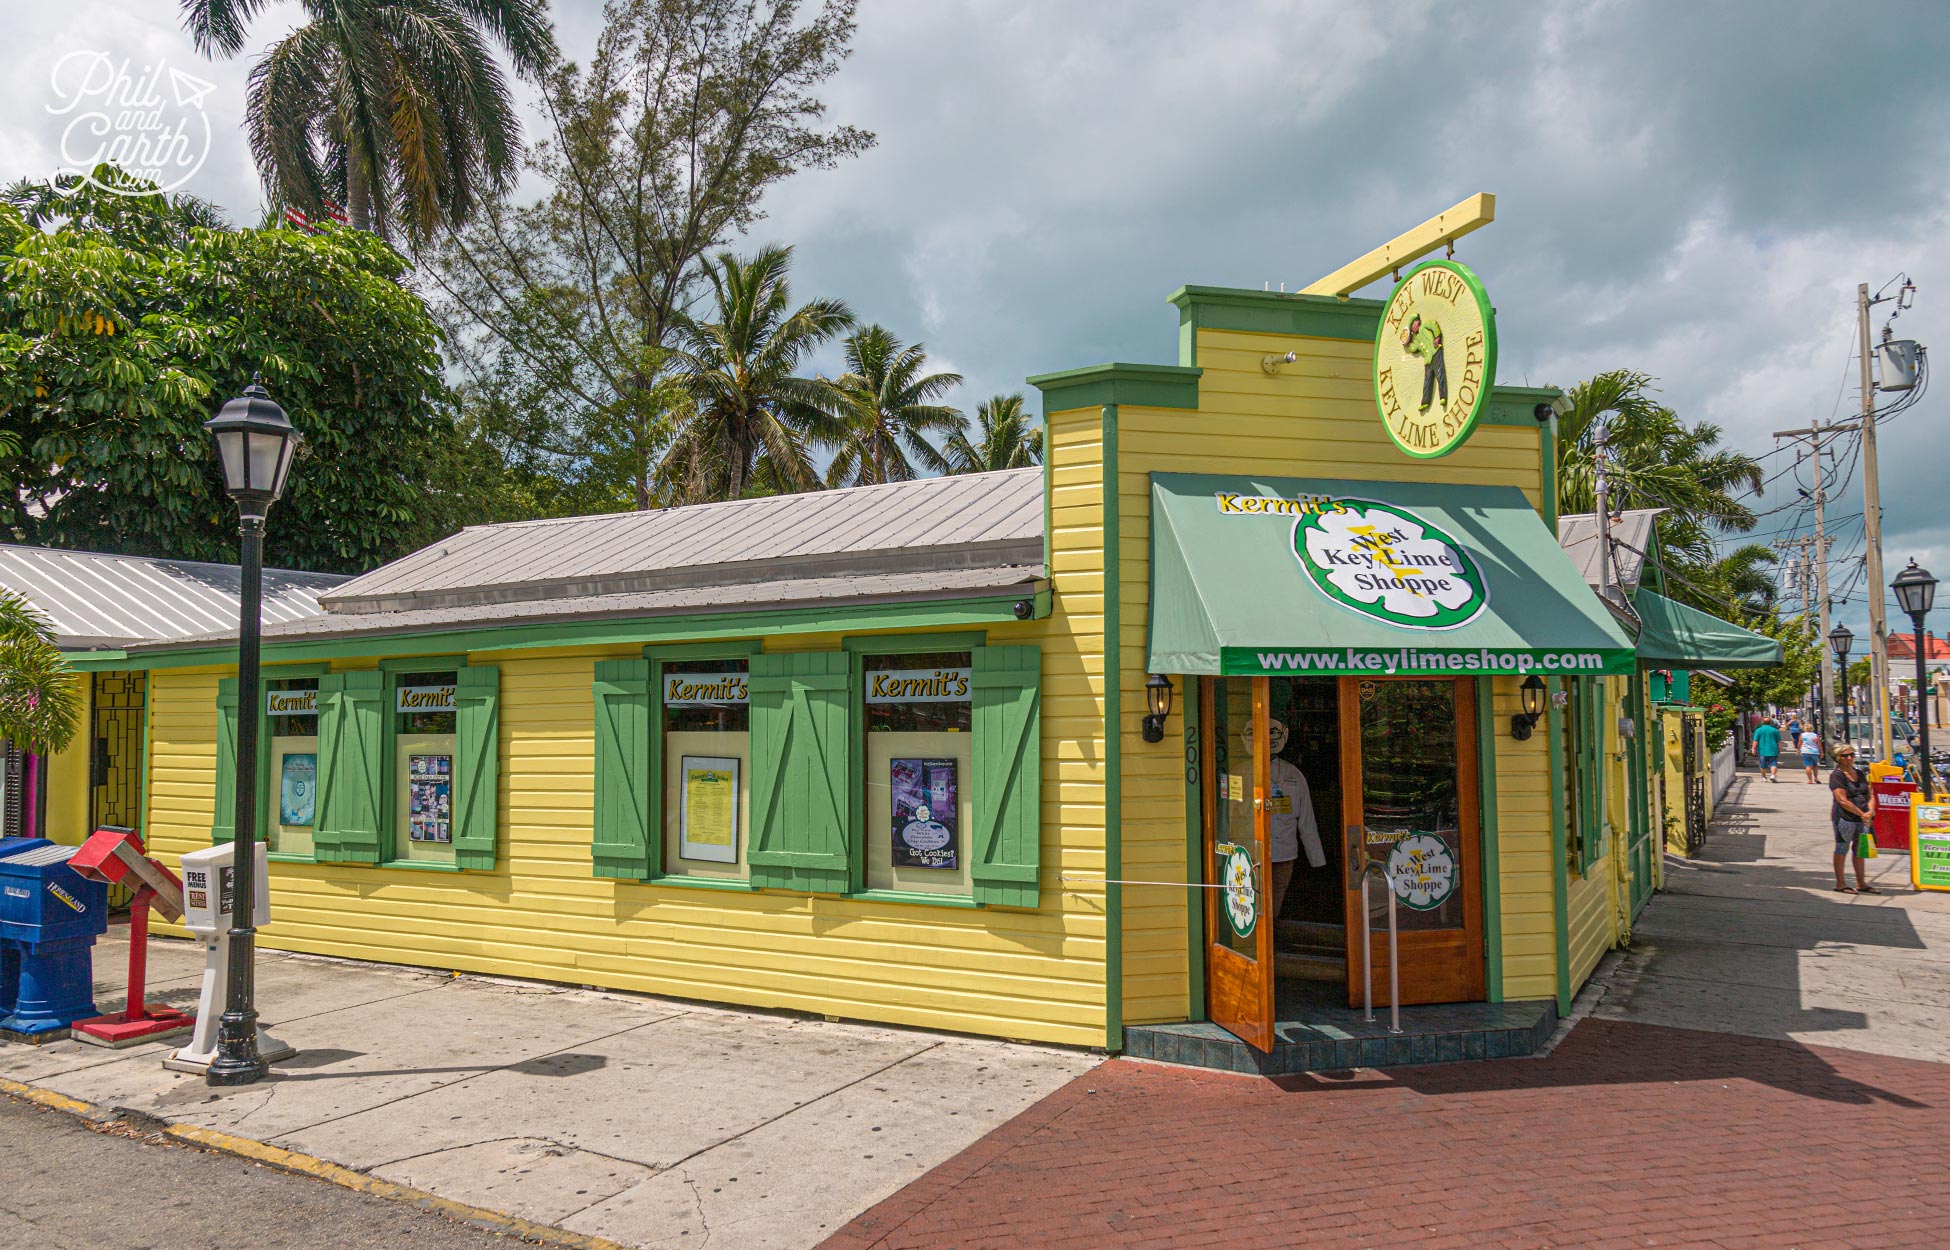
(1774, 420), (1859, 741)
(1858, 282), (1892, 762)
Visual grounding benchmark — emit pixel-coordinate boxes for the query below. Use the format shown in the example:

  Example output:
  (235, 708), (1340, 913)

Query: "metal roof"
(138, 565), (1046, 650)
(1556, 509), (1664, 595)
(323, 468), (1044, 615)
(0, 544), (349, 650)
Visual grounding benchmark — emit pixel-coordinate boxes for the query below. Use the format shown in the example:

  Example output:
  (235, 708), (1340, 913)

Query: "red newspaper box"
(1873, 778), (1919, 852)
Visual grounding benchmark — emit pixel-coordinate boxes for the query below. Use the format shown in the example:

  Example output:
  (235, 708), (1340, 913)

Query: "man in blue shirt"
(1753, 717), (1782, 782)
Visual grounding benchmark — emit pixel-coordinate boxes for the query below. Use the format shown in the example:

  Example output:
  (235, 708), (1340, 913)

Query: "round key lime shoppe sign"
(1374, 259), (1497, 459)
(1294, 499), (1488, 630)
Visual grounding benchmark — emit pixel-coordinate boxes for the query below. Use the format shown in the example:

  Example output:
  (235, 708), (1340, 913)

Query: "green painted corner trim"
(840, 631), (987, 654)
(849, 888), (983, 911)
(1547, 676), (1572, 1015)
(1475, 679), (1504, 1003)
(1027, 362), (1201, 413)
(1540, 414), (1560, 531)
(643, 639), (760, 661)
(1170, 284), (1384, 342)
(1183, 679), (1205, 1021)
(1102, 402), (1124, 1051)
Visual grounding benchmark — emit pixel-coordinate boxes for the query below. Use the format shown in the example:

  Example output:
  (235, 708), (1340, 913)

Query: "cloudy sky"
(6, 1), (1950, 639)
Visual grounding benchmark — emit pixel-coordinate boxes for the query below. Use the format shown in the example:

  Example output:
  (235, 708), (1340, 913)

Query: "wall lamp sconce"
(1142, 674), (1175, 743)
(1511, 675), (1547, 740)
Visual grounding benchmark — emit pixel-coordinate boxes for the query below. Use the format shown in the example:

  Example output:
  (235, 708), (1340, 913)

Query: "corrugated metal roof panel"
(0, 544), (349, 649)
(323, 468), (1045, 614)
(1556, 509), (1663, 594)
(137, 565), (1047, 650)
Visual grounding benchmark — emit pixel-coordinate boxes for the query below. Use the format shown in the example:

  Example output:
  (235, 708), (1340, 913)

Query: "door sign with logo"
(1385, 832), (1459, 911)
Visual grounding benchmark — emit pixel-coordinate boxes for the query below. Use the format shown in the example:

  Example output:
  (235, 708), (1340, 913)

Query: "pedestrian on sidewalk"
(1799, 725), (1823, 783)
(1829, 745), (1880, 894)
(1753, 717), (1782, 782)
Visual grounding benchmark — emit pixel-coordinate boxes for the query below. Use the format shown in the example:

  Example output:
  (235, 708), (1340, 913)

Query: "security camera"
(1533, 403), (1552, 423)
(1013, 599), (1034, 620)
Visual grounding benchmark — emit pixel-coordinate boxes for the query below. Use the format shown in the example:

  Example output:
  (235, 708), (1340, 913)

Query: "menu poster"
(280, 752), (317, 826)
(407, 753), (453, 843)
(679, 756), (739, 863)
(891, 757), (958, 870)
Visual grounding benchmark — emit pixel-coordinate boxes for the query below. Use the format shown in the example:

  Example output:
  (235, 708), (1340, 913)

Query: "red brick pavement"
(820, 1020), (1946, 1250)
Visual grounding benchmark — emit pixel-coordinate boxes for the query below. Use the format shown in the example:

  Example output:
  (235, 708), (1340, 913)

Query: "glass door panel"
(1202, 676), (1274, 1051)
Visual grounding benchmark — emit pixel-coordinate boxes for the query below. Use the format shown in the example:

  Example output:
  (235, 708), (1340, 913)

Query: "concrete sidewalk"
(1597, 765), (1950, 1062)
(0, 935), (1098, 1249)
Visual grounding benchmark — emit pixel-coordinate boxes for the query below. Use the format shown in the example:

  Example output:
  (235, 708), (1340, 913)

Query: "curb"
(0, 1077), (634, 1250)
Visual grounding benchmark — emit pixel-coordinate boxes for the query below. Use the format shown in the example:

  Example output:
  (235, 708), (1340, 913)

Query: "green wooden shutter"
(591, 659), (655, 880)
(211, 677), (239, 844)
(315, 672), (385, 864)
(748, 651), (851, 893)
(972, 645), (1043, 908)
(452, 665), (501, 871)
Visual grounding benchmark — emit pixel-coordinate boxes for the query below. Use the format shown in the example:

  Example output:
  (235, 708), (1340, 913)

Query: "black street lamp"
(1829, 623), (1854, 749)
(203, 376), (301, 1087)
(1893, 560), (1938, 798)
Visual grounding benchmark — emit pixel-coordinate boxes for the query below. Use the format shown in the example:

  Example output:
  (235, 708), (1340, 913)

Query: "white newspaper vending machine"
(163, 841), (296, 1073)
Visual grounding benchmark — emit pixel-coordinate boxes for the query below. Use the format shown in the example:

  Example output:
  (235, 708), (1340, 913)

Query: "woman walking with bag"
(1829, 744), (1879, 894)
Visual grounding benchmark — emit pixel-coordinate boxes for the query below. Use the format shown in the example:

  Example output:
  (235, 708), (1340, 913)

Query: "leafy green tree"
(0, 168), (455, 573)
(428, 0), (873, 510)
(1556, 369), (1764, 585)
(0, 592), (81, 754)
(181, 0), (555, 241)
(944, 394), (1042, 474)
(663, 245), (852, 503)
(823, 325), (963, 487)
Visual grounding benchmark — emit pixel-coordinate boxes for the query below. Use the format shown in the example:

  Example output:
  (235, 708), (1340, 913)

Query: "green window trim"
(970, 644), (1042, 909)
(212, 678), (239, 844)
(748, 651), (853, 894)
(591, 659), (654, 880)
(315, 671), (385, 863)
(451, 665), (501, 871)
(642, 641), (760, 887)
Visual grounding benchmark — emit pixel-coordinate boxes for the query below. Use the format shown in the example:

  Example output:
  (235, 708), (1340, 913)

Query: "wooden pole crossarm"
(1300, 193), (1497, 299)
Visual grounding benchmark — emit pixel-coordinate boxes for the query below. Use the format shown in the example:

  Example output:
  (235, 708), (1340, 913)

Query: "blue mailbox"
(0, 840), (108, 1037)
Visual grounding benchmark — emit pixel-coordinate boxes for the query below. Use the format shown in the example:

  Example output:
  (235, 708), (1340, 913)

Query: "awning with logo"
(1147, 473), (1637, 677)
(1630, 589), (1783, 670)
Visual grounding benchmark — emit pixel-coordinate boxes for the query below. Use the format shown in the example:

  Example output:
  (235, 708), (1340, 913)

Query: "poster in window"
(407, 753), (453, 843)
(679, 756), (739, 863)
(890, 757), (958, 870)
(279, 752), (317, 826)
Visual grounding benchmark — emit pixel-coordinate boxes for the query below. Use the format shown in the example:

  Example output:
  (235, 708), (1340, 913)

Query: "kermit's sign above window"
(1373, 259), (1498, 459)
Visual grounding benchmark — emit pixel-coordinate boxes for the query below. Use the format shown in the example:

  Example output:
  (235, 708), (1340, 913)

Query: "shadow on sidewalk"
(1273, 1017), (1929, 1109)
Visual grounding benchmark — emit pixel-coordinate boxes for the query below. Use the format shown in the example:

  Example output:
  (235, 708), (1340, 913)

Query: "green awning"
(1631, 590), (1782, 669)
(1148, 473), (1636, 677)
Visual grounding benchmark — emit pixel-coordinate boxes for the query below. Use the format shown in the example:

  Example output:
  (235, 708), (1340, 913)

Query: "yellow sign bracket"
(1301, 193), (1496, 301)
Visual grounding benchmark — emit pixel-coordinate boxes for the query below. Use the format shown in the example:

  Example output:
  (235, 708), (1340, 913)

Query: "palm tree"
(661, 245), (852, 503)
(943, 394), (1042, 474)
(182, 0), (555, 241)
(0, 592), (81, 755)
(1556, 369), (1764, 579)
(823, 326), (964, 487)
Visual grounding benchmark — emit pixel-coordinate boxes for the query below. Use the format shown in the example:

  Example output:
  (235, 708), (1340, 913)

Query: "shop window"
(661, 659), (751, 882)
(392, 669), (459, 864)
(863, 651), (974, 898)
(266, 677), (320, 857)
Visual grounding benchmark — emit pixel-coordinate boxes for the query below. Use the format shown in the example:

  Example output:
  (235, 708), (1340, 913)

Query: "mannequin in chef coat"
(1250, 717), (1323, 921)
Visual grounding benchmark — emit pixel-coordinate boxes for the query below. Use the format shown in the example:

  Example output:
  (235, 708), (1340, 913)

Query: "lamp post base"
(166, 1029), (295, 1076)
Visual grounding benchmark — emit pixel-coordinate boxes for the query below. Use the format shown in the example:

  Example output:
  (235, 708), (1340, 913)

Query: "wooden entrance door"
(1341, 676), (1485, 1006)
(1201, 677), (1275, 1051)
